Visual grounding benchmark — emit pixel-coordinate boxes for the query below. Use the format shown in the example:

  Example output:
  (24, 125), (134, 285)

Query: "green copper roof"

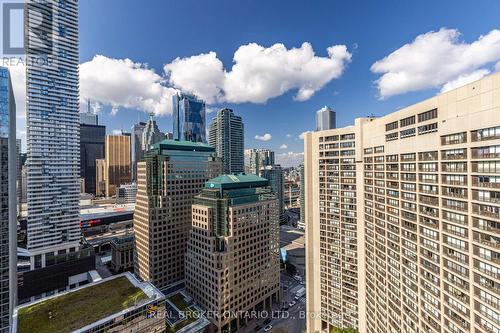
(150, 139), (214, 152)
(205, 173), (269, 189)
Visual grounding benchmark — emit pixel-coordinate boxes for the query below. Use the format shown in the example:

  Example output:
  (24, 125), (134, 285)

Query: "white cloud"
(286, 133), (292, 139)
(255, 133), (272, 141)
(440, 69), (491, 93)
(112, 129), (124, 135)
(276, 152), (304, 167)
(299, 131), (311, 140)
(165, 42), (352, 104)
(371, 28), (500, 98)
(280, 144), (288, 149)
(80, 55), (178, 116)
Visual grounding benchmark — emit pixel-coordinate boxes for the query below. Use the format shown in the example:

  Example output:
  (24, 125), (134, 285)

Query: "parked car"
(289, 300), (296, 307)
(264, 325), (273, 332)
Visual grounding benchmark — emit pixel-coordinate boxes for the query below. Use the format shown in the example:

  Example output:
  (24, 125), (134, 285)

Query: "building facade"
(116, 183), (137, 204)
(25, 0), (82, 258)
(248, 148), (275, 175)
(260, 165), (285, 217)
(80, 120), (105, 196)
(186, 174), (281, 333)
(208, 108), (244, 174)
(104, 134), (131, 197)
(298, 163), (305, 229)
(134, 140), (222, 289)
(316, 106), (336, 131)
(172, 93), (206, 143)
(305, 73), (500, 333)
(141, 113), (164, 152)
(0, 67), (17, 332)
(131, 121), (146, 182)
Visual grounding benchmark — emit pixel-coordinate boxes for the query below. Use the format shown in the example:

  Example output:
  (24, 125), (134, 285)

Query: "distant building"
(0, 66), (17, 332)
(134, 140), (222, 289)
(104, 134), (131, 197)
(95, 159), (106, 197)
(208, 108), (244, 174)
(110, 234), (134, 273)
(116, 183), (137, 204)
(131, 121), (146, 182)
(164, 132), (173, 140)
(141, 113), (164, 151)
(316, 106), (336, 131)
(16, 139), (21, 215)
(80, 118), (105, 196)
(79, 111), (98, 126)
(186, 174), (280, 332)
(249, 148), (274, 175)
(260, 165), (285, 216)
(172, 93), (206, 143)
(298, 163), (305, 229)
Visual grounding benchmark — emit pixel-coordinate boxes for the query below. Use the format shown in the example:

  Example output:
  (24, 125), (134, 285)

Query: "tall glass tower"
(316, 106), (336, 131)
(0, 67), (17, 332)
(172, 93), (206, 143)
(25, 0), (81, 256)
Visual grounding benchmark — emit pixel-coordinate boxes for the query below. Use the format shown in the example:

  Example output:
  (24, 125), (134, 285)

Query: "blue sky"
(16, 0), (500, 165)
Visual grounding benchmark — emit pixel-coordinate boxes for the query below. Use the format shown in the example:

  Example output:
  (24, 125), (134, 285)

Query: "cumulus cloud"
(440, 69), (491, 93)
(280, 144), (288, 149)
(371, 28), (500, 98)
(276, 152), (304, 167)
(255, 133), (272, 141)
(165, 42), (352, 104)
(80, 55), (178, 116)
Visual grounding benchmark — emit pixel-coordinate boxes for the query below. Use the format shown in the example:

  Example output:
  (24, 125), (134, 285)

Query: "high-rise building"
(116, 183), (137, 204)
(79, 112), (98, 126)
(104, 134), (131, 197)
(208, 108), (244, 174)
(248, 148), (275, 175)
(134, 140), (222, 289)
(80, 117), (105, 196)
(305, 73), (500, 333)
(141, 113), (164, 151)
(25, 0), (81, 256)
(316, 106), (336, 131)
(260, 165), (285, 216)
(0, 67), (17, 332)
(95, 158), (106, 197)
(186, 174), (281, 332)
(16, 139), (21, 215)
(131, 121), (146, 182)
(298, 163), (305, 229)
(172, 93), (206, 143)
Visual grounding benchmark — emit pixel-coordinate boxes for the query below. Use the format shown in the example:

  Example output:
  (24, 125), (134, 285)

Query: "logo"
(1, 0), (24, 57)
(146, 304), (158, 318)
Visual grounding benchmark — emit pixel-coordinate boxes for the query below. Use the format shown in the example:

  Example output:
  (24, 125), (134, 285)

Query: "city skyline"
(8, 0), (500, 168)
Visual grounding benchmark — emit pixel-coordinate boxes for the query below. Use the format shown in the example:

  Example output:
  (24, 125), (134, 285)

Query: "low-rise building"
(110, 234), (134, 273)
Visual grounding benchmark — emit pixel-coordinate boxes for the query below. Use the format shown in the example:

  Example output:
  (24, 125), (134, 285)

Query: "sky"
(13, 0), (500, 166)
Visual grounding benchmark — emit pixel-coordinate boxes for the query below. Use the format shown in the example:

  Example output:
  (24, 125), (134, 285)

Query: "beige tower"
(186, 174), (281, 333)
(133, 140), (222, 289)
(104, 134), (131, 197)
(305, 72), (500, 333)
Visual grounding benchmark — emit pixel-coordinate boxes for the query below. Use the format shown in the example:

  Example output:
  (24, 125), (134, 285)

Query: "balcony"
(473, 204), (500, 220)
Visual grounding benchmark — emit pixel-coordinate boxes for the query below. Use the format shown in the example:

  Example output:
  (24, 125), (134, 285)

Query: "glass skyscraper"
(0, 67), (17, 332)
(316, 106), (336, 131)
(26, 0), (81, 256)
(259, 165), (285, 216)
(208, 108), (244, 174)
(172, 93), (206, 143)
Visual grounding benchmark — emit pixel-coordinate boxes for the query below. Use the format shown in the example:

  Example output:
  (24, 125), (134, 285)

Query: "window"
(400, 116), (416, 127)
(386, 121), (398, 131)
(442, 132), (467, 145)
(400, 128), (416, 138)
(386, 132), (398, 141)
(418, 109), (438, 122)
(418, 123), (438, 134)
(472, 126), (500, 142)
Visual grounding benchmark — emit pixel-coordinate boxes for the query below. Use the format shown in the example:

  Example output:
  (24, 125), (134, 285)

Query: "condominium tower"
(305, 72), (500, 333)
(25, 0), (81, 255)
(186, 174), (281, 333)
(134, 140), (222, 289)
(248, 148), (275, 175)
(316, 106), (336, 131)
(208, 108), (245, 174)
(0, 67), (17, 332)
(172, 93), (206, 143)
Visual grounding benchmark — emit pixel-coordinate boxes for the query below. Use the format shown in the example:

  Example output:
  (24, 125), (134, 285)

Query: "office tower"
(249, 148), (275, 175)
(260, 165), (285, 216)
(172, 93), (206, 143)
(131, 121), (146, 182)
(134, 140), (222, 289)
(104, 134), (131, 197)
(80, 112), (98, 126)
(298, 163), (305, 229)
(208, 108), (244, 174)
(95, 159), (106, 197)
(116, 183), (137, 204)
(25, 0), (81, 256)
(16, 139), (21, 215)
(305, 72), (500, 333)
(186, 174), (280, 333)
(80, 116), (105, 196)
(316, 106), (336, 131)
(141, 113), (164, 151)
(0, 67), (17, 332)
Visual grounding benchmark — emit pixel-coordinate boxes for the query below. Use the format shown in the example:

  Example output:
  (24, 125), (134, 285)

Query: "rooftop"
(15, 273), (162, 333)
(205, 173), (269, 189)
(150, 139), (214, 152)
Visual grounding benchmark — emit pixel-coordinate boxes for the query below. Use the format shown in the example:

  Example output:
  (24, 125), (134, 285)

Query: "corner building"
(134, 140), (222, 289)
(305, 72), (500, 333)
(186, 174), (281, 333)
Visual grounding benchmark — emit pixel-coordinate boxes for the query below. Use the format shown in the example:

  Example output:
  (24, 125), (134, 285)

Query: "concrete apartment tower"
(305, 72), (500, 333)
(186, 174), (281, 333)
(208, 108), (245, 174)
(134, 140), (222, 289)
